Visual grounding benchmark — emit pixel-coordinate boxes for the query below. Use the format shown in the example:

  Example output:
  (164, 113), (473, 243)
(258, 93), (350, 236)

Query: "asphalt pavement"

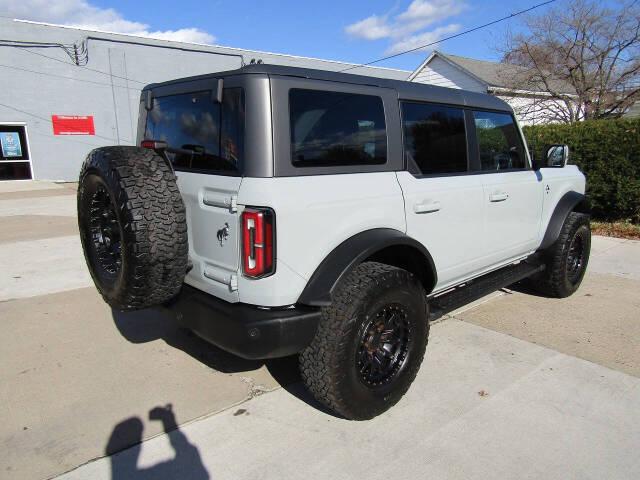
(1, 181), (638, 480)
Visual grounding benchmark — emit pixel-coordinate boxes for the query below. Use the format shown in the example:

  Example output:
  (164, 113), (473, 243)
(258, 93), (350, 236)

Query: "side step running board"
(428, 261), (545, 322)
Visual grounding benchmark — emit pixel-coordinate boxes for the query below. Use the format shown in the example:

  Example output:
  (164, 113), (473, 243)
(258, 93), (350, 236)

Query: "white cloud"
(345, 14), (392, 40)
(1, 0), (216, 44)
(345, 0), (466, 55)
(384, 24), (461, 55)
(396, 0), (465, 33)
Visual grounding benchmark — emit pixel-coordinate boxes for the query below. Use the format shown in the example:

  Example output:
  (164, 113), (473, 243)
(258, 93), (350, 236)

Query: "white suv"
(77, 65), (591, 420)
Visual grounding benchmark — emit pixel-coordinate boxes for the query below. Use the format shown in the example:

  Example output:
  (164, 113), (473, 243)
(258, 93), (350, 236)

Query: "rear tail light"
(242, 208), (275, 278)
(141, 140), (168, 150)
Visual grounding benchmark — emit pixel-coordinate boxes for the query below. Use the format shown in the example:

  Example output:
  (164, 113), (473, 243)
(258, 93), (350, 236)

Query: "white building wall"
(411, 57), (486, 93)
(495, 94), (578, 126)
(0, 18), (410, 181)
(496, 96), (543, 126)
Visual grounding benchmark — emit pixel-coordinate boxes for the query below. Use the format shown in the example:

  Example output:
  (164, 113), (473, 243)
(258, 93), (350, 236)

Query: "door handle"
(489, 192), (509, 202)
(414, 201), (441, 214)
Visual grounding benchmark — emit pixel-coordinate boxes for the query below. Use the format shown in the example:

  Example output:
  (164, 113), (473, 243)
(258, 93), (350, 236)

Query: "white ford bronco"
(77, 65), (591, 420)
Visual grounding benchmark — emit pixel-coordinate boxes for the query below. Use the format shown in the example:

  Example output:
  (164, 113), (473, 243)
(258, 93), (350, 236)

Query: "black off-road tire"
(533, 212), (591, 298)
(77, 146), (188, 311)
(299, 262), (429, 420)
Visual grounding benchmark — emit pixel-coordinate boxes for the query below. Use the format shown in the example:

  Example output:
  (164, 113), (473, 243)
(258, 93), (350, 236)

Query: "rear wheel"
(533, 212), (591, 298)
(299, 262), (429, 420)
(77, 146), (188, 311)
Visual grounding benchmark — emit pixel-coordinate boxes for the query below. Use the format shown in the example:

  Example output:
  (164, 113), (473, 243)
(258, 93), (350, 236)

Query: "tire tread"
(78, 146), (188, 311)
(299, 262), (428, 420)
(534, 212), (590, 298)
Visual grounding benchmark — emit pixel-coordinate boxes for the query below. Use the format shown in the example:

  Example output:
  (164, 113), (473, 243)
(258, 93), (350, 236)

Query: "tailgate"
(176, 172), (241, 303)
(141, 78), (247, 303)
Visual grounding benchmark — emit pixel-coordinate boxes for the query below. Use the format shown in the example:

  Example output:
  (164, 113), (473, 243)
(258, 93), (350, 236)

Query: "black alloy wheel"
(566, 233), (585, 284)
(530, 212), (591, 298)
(356, 303), (411, 388)
(299, 262), (429, 420)
(88, 183), (122, 276)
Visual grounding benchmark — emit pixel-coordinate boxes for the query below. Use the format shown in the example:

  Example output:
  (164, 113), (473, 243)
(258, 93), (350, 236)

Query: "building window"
(0, 125), (32, 180)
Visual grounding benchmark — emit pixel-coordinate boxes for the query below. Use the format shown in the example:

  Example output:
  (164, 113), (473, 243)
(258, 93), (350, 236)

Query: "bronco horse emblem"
(217, 223), (230, 246)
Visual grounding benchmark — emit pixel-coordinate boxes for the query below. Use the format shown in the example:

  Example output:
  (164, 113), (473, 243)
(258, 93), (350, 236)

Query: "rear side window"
(145, 88), (244, 175)
(401, 102), (467, 175)
(289, 89), (387, 167)
(473, 111), (525, 170)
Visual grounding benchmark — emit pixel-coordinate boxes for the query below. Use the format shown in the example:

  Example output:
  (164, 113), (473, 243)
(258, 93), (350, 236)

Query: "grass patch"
(591, 221), (640, 240)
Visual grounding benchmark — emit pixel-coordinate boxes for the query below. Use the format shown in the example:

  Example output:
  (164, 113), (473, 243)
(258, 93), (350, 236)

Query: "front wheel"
(533, 212), (591, 298)
(299, 262), (429, 420)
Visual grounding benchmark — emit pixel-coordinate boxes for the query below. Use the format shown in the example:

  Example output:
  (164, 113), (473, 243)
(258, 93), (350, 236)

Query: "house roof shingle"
(423, 51), (576, 95)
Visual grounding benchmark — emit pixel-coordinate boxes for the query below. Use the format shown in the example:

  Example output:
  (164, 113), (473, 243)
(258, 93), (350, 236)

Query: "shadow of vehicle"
(111, 308), (339, 417)
(506, 279), (551, 297)
(106, 404), (209, 479)
(111, 307), (265, 374)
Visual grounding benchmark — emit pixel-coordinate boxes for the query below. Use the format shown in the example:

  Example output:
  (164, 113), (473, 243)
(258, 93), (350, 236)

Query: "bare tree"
(498, 0), (640, 123)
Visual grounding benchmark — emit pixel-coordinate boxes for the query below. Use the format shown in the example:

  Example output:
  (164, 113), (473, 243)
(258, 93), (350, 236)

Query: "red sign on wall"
(51, 115), (95, 135)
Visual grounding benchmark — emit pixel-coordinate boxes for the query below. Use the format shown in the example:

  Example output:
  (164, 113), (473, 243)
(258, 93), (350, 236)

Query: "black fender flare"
(540, 191), (590, 250)
(297, 228), (437, 307)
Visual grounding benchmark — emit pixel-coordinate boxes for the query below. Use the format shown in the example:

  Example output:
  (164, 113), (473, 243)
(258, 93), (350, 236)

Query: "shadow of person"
(106, 404), (209, 480)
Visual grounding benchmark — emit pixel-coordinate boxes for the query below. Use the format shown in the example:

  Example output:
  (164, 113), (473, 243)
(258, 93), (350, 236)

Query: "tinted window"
(473, 111), (525, 170)
(289, 89), (386, 167)
(401, 102), (467, 175)
(145, 88), (244, 174)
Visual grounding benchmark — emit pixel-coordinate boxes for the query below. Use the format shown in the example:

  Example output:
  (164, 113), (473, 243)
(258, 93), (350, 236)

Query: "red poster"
(51, 115), (95, 135)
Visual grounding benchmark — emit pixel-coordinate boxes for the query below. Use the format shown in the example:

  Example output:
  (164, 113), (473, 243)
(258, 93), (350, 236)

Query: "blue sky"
(84, 0), (549, 70)
(0, 0), (611, 72)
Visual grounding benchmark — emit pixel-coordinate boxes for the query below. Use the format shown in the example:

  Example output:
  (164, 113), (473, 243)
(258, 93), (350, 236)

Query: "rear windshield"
(145, 88), (244, 175)
(289, 89), (387, 167)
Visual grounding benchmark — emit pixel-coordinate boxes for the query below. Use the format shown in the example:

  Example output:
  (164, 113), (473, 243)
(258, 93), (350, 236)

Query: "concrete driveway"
(1, 181), (639, 479)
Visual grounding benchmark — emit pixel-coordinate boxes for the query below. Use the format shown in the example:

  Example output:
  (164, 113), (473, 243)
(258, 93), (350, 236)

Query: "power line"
(28, 127), (111, 150)
(0, 38), (88, 65)
(339, 0), (558, 73)
(0, 63), (142, 91)
(0, 101), (116, 143)
(15, 46), (147, 84)
(2, 1), (560, 88)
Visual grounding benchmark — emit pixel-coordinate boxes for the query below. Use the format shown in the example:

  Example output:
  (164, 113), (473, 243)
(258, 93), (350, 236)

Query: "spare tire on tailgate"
(77, 146), (188, 311)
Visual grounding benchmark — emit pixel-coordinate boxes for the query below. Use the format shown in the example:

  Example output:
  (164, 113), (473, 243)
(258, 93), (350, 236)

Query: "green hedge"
(522, 118), (640, 223)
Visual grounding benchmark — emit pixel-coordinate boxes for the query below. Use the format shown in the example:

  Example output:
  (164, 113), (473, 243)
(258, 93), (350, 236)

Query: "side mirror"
(541, 144), (569, 168)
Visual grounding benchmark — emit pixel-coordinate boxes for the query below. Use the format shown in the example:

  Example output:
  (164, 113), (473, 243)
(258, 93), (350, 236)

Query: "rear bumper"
(158, 284), (321, 360)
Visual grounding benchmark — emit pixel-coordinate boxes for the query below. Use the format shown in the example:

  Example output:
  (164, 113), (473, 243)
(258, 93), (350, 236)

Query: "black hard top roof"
(144, 64), (512, 113)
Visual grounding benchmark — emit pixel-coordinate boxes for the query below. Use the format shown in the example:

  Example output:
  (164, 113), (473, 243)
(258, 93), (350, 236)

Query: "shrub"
(522, 118), (640, 223)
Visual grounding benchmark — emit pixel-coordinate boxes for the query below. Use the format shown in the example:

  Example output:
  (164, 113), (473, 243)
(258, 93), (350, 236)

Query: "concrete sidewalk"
(588, 235), (640, 281)
(57, 320), (640, 480)
(1, 181), (639, 480)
